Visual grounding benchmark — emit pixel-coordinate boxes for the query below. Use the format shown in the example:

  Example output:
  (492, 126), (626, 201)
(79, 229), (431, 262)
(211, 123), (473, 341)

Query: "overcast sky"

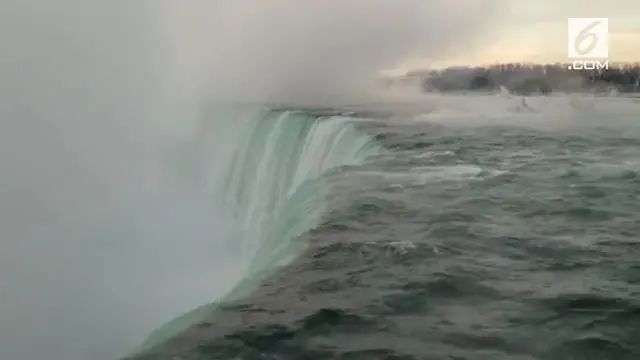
(397, 0), (640, 71)
(159, 1), (639, 80)
(158, 0), (509, 99)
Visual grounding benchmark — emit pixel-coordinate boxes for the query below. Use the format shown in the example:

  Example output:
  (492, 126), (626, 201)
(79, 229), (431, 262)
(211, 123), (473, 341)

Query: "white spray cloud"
(158, 0), (505, 102)
(0, 1), (503, 359)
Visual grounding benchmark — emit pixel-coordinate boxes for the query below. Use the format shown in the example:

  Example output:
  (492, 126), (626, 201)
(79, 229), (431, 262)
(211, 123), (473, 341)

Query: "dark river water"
(128, 95), (640, 360)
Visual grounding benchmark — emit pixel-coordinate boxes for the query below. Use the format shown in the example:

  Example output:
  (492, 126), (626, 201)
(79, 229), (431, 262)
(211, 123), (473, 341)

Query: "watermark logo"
(567, 18), (609, 70)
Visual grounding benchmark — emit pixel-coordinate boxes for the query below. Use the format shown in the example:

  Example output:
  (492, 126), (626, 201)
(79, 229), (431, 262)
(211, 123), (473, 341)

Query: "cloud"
(158, 0), (506, 101)
(0, 1), (505, 360)
(613, 27), (640, 36)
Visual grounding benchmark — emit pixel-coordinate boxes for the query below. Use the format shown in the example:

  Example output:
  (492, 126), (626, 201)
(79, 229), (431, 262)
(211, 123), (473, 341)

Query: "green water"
(128, 107), (381, 356)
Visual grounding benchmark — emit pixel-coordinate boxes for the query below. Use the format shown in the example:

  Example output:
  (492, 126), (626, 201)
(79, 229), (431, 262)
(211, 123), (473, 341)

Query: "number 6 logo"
(568, 18), (609, 59)
(574, 21), (601, 56)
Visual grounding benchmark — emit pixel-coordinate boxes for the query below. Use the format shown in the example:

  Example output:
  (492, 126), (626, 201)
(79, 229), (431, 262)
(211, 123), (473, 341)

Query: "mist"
(0, 1), (502, 359)
(158, 0), (505, 102)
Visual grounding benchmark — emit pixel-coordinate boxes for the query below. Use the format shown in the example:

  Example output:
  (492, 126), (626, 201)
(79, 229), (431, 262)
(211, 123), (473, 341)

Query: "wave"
(128, 106), (381, 356)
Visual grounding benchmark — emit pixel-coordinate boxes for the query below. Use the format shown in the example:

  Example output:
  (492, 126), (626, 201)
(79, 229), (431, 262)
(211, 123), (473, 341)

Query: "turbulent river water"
(124, 94), (640, 360)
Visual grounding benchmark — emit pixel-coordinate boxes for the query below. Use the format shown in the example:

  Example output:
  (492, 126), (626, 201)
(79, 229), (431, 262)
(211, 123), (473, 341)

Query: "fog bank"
(0, 1), (502, 359)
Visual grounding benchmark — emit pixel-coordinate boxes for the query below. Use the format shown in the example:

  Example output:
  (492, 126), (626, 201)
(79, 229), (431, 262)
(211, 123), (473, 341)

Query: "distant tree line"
(400, 63), (640, 95)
